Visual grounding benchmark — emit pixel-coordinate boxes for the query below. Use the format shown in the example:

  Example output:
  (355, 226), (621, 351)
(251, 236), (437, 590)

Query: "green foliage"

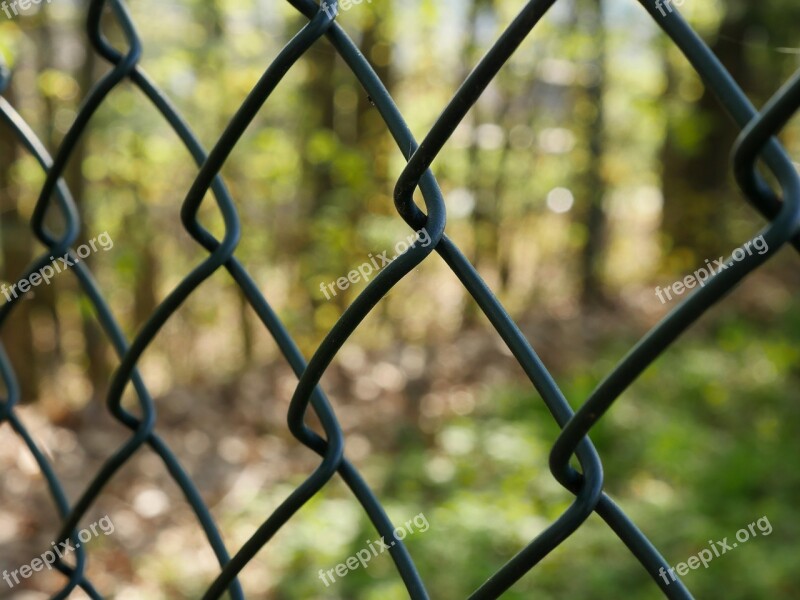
(273, 305), (800, 598)
(2, 0), (799, 597)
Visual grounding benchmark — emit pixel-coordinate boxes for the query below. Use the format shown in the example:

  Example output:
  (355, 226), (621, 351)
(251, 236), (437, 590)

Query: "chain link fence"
(1, 0), (799, 597)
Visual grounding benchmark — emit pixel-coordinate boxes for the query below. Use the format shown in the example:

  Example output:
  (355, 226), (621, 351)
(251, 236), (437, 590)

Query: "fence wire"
(1, 0), (799, 598)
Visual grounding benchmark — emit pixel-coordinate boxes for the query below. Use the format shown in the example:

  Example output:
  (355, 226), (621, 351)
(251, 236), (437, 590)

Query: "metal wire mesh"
(1, 0), (799, 598)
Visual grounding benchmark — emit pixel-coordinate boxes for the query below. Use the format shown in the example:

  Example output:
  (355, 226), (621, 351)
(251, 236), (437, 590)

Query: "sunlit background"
(1, 0), (800, 597)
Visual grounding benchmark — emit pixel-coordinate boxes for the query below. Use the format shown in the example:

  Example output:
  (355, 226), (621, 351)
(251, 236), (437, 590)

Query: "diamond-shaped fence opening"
(0, 0), (799, 598)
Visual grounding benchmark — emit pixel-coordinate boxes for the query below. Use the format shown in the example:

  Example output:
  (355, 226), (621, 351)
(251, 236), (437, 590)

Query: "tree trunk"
(660, 7), (752, 260)
(579, 0), (608, 306)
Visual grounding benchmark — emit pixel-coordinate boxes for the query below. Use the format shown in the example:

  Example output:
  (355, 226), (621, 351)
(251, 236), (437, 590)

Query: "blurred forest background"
(1, 0), (800, 598)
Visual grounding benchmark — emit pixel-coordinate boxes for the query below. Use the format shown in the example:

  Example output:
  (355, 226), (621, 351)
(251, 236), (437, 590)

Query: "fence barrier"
(1, 0), (799, 597)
